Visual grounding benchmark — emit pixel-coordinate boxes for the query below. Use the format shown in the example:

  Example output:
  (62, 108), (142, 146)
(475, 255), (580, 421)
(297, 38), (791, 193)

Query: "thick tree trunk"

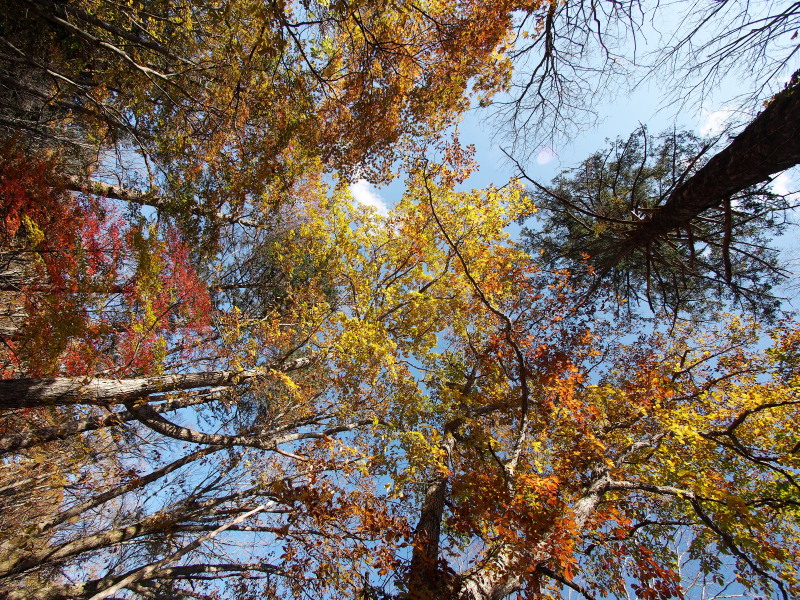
(407, 432), (455, 599)
(0, 356), (312, 411)
(613, 77), (800, 265)
(456, 552), (522, 600)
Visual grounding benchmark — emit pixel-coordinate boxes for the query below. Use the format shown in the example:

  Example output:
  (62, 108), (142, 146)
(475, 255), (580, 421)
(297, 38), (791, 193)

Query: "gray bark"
(453, 473), (612, 600)
(0, 390), (218, 453)
(0, 356), (313, 411)
(65, 177), (261, 229)
(4, 562), (282, 600)
(87, 504), (272, 600)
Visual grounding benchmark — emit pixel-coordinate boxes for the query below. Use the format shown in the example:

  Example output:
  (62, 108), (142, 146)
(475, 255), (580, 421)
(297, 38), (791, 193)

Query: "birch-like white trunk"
(0, 356), (312, 410)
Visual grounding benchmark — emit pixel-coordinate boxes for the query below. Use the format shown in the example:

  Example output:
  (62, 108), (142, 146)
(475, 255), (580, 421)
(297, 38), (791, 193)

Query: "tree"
(0, 0), (539, 238)
(0, 182), (399, 598)
(0, 143), (216, 379)
(497, 0), (800, 150)
(518, 126), (797, 319)
(3, 152), (798, 599)
(2, 2), (800, 599)
(499, 2), (799, 305)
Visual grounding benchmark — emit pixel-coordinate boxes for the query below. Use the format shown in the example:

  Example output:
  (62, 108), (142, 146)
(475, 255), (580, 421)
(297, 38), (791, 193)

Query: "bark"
(0, 390), (218, 454)
(453, 473), (613, 600)
(0, 252), (32, 292)
(456, 552), (522, 600)
(405, 382), (489, 599)
(405, 394), (525, 599)
(65, 177), (262, 229)
(446, 435), (665, 600)
(125, 401), (280, 450)
(611, 77), (800, 267)
(0, 356), (313, 411)
(407, 431), (456, 599)
(0, 477), (268, 580)
(129, 402), (374, 452)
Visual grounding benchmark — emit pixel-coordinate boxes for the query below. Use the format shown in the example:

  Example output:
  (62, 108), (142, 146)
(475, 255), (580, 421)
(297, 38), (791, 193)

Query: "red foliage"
(1, 143), (213, 377)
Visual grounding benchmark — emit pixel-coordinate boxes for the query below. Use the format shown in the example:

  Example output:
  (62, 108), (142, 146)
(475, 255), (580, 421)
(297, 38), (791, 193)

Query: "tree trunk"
(612, 76), (800, 266)
(0, 389), (220, 453)
(65, 177), (262, 229)
(407, 437), (453, 598)
(0, 356), (313, 411)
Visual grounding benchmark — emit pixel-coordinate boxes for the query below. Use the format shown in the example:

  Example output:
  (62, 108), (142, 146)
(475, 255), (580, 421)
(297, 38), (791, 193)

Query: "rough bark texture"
(613, 78), (800, 264)
(0, 356), (312, 411)
(456, 553), (522, 600)
(408, 432), (455, 599)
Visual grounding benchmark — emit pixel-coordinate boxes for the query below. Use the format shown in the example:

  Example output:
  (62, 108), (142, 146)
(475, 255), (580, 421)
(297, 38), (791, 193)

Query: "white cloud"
(536, 145), (556, 165)
(771, 171), (800, 201)
(698, 107), (737, 137)
(348, 179), (388, 216)
(772, 171), (792, 195)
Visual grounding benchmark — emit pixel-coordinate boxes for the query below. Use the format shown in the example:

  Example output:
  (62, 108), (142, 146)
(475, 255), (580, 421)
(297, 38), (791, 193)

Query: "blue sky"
(348, 16), (799, 220)
(351, 84), (796, 215)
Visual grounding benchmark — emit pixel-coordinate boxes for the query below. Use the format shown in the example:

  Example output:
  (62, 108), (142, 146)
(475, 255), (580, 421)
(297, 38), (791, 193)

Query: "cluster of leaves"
(521, 128), (795, 320)
(1, 1), (799, 600)
(1, 143), (799, 599)
(0, 0), (543, 239)
(0, 144), (214, 377)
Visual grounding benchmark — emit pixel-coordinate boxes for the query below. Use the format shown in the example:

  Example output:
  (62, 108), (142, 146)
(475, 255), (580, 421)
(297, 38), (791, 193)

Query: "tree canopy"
(1, 1), (799, 600)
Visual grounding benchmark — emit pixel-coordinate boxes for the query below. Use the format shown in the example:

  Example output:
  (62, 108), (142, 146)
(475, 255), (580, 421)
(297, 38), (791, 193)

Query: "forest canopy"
(0, 1), (798, 600)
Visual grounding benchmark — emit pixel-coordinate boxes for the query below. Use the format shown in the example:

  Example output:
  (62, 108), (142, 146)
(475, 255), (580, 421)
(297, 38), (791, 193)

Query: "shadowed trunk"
(407, 432), (455, 599)
(610, 76), (800, 268)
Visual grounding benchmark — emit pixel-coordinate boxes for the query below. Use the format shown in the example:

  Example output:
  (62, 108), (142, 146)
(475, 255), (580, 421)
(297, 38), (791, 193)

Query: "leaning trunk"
(0, 356), (312, 411)
(613, 76), (800, 265)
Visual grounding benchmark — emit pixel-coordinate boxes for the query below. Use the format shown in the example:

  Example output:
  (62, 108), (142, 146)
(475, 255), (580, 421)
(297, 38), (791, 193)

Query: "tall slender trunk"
(611, 76), (800, 267)
(65, 177), (262, 229)
(0, 388), (224, 453)
(0, 356), (312, 411)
